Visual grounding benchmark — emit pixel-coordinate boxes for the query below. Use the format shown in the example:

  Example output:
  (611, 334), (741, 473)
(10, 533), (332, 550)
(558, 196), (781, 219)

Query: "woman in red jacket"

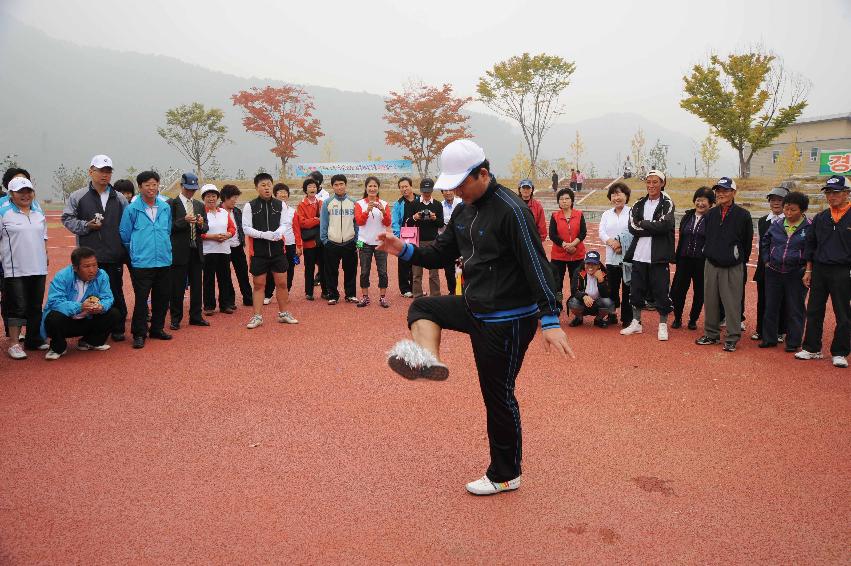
(296, 178), (323, 301)
(549, 187), (587, 305)
(518, 179), (547, 241)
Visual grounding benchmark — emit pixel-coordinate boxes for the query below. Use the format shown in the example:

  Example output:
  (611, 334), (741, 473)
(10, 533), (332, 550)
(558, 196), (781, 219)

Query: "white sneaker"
(465, 475), (521, 496)
(246, 314), (263, 329)
(740, 321), (747, 331)
(263, 297), (272, 305)
(794, 350), (823, 360)
(832, 356), (849, 368)
(620, 320), (643, 335)
(77, 341), (111, 351)
(8, 344), (27, 359)
(45, 349), (66, 361)
(37, 343), (49, 350)
(658, 323), (669, 341)
(278, 311), (298, 324)
(402, 291), (414, 298)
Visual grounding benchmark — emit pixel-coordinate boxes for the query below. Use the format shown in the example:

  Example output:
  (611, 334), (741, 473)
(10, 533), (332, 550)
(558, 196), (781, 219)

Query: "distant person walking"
(551, 170), (559, 192)
(575, 170), (585, 192)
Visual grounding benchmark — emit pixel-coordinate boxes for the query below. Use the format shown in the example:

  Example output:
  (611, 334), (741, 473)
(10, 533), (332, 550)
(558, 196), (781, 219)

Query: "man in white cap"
(378, 139), (574, 496)
(61, 154), (129, 342)
(620, 169), (676, 341)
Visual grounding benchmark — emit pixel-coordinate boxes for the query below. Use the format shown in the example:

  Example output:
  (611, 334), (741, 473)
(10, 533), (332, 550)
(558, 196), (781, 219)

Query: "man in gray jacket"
(61, 155), (129, 341)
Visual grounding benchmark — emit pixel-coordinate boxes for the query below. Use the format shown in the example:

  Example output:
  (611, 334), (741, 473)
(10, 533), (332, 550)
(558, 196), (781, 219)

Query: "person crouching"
(567, 250), (614, 327)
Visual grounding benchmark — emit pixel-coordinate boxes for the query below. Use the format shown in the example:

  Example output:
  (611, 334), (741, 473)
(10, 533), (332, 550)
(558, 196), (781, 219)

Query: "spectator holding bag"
(297, 177), (324, 301)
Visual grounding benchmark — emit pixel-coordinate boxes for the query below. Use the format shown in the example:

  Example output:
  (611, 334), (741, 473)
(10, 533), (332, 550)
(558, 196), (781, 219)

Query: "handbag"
(301, 225), (319, 241)
(400, 222), (419, 247)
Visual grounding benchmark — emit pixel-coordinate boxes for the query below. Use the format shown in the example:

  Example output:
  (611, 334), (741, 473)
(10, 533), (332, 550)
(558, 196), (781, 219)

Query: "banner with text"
(819, 150), (851, 175)
(296, 160), (413, 177)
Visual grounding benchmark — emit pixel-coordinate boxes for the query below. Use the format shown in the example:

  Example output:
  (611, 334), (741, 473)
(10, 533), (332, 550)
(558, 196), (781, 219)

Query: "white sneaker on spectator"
(45, 349), (65, 360)
(658, 323), (669, 341)
(620, 320), (643, 335)
(77, 341), (110, 351)
(246, 314), (263, 329)
(8, 344), (26, 359)
(832, 356), (848, 368)
(278, 311), (298, 324)
(263, 297), (272, 305)
(740, 321), (747, 331)
(465, 475), (521, 495)
(794, 350), (822, 360)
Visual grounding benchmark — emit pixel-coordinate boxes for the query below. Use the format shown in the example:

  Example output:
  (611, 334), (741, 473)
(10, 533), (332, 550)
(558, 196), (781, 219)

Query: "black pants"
(550, 259), (582, 302)
(630, 261), (673, 316)
(670, 256), (705, 324)
(302, 246), (324, 297)
(131, 266), (170, 338)
(203, 253), (232, 311)
(44, 308), (120, 354)
(324, 241), (357, 301)
(763, 268), (806, 347)
(358, 244), (388, 289)
(605, 264), (632, 324)
(756, 272), (786, 338)
(265, 244), (297, 298)
(169, 253), (203, 324)
(802, 263), (851, 357)
(398, 256), (413, 295)
(408, 296), (537, 482)
(2, 275), (46, 348)
(99, 262), (127, 334)
(315, 242), (326, 292)
(224, 245), (253, 307)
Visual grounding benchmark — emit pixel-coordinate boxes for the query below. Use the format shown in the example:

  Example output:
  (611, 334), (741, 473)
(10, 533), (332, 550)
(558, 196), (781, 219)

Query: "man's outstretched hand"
(376, 232), (405, 256)
(542, 327), (576, 359)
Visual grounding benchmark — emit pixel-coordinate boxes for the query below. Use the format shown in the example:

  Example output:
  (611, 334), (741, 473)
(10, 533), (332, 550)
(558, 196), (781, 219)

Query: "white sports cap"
(8, 177), (34, 192)
(200, 184), (220, 197)
(646, 169), (666, 183)
(90, 155), (113, 169)
(434, 140), (487, 191)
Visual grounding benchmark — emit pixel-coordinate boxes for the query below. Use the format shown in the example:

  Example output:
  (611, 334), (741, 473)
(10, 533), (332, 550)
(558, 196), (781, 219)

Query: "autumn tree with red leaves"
(384, 83), (472, 178)
(231, 85), (323, 175)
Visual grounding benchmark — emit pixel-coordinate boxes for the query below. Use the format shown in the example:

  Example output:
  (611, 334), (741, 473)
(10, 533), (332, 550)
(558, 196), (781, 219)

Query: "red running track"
(0, 222), (849, 564)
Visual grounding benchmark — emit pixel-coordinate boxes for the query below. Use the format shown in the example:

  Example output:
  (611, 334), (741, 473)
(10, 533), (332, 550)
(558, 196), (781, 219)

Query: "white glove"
(261, 231), (277, 240)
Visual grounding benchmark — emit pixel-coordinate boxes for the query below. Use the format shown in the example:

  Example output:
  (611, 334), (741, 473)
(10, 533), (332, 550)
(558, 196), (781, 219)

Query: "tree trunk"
(195, 160), (202, 182)
(280, 157), (288, 180)
(738, 149), (750, 179)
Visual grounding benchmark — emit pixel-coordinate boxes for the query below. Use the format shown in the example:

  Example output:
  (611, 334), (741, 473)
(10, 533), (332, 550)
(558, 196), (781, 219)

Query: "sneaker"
(45, 349), (66, 360)
(740, 321), (747, 331)
(263, 297), (272, 305)
(687, 321), (698, 330)
(658, 323), (669, 341)
(465, 475), (521, 496)
(723, 341), (737, 352)
(8, 344), (26, 359)
(620, 320), (643, 336)
(327, 298), (338, 305)
(379, 297), (390, 308)
(246, 314), (263, 329)
(77, 341), (111, 351)
(750, 332), (761, 341)
(832, 356), (849, 368)
(778, 334), (786, 343)
(387, 340), (449, 381)
(794, 350), (823, 360)
(314, 280), (322, 287)
(344, 296), (359, 303)
(402, 291), (414, 298)
(356, 296), (371, 308)
(695, 336), (720, 346)
(36, 343), (49, 351)
(278, 311), (298, 324)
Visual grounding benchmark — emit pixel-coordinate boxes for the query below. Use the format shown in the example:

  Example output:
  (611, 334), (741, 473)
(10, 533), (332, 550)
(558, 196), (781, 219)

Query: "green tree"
(681, 51), (808, 178)
(648, 139), (668, 172)
(53, 164), (88, 202)
(157, 102), (230, 179)
(477, 52), (576, 173)
(699, 130), (720, 177)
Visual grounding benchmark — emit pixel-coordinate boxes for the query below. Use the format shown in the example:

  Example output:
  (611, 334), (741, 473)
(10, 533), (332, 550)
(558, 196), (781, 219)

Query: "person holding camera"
(411, 179), (444, 297)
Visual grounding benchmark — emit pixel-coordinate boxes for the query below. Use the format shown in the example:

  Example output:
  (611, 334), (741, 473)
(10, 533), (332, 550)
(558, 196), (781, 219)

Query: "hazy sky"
(4, 0), (850, 137)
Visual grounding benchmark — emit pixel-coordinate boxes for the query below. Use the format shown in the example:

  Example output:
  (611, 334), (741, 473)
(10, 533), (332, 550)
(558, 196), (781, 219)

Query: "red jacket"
(526, 198), (547, 241)
(296, 197), (321, 249)
(549, 208), (587, 262)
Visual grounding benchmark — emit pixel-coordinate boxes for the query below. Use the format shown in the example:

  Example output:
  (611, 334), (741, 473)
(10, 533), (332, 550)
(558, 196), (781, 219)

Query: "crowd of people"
(0, 155), (848, 369)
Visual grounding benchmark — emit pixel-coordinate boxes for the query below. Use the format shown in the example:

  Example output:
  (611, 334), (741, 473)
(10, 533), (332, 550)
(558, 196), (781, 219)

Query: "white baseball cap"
(90, 155), (113, 169)
(8, 177), (33, 192)
(434, 140), (487, 191)
(200, 183), (220, 197)
(646, 169), (666, 183)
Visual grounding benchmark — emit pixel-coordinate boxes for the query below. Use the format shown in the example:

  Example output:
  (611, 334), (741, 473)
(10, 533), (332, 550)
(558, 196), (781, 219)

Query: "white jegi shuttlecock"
(386, 340), (449, 381)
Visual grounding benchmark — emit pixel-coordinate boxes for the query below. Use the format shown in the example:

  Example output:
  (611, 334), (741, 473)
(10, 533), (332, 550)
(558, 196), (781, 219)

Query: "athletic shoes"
(8, 344), (26, 359)
(77, 341), (111, 351)
(695, 336), (720, 346)
(723, 341), (737, 352)
(465, 475), (521, 496)
(658, 323), (669, 341)
(327, 298), (338, 305)
(379, 297), (390, 308)
(794, 350), (823, 360)
(402, 291), (414, 298)
(357, 296), (371, 308)
(344, 296), (359, 303)
(620, 320), (643, 335)
(387, 340), (449, 381)
(833, 356), (849, 368)
(263, 297), (272, 305)
(278, 311), (298, 324)
(45, 349), (65, 361)
(246, 314), (263, 329)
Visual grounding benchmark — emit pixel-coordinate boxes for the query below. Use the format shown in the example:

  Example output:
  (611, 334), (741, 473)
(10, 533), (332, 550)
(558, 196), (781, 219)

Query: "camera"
(92, 213), (104, 225)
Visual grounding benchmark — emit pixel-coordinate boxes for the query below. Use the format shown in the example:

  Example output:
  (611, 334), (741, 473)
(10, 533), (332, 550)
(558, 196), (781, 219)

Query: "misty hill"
(0, 19), (720, 197)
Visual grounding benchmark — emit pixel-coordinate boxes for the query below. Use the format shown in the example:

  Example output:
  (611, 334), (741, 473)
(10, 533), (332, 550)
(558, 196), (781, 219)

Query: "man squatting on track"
(377, 140), (575, 496)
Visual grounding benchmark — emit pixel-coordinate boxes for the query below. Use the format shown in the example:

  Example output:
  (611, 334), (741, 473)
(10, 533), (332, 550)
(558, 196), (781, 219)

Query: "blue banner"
(296, 160), (413, 177)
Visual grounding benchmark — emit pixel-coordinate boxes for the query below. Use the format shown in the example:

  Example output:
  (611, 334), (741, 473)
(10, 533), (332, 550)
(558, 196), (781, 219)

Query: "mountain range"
(0, 18), (732, 197)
